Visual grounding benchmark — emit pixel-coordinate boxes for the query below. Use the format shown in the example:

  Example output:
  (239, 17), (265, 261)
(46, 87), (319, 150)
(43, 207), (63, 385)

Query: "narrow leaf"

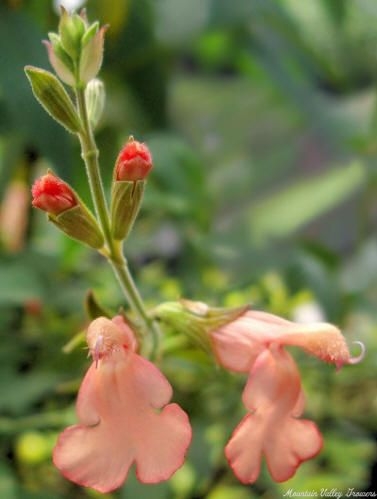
(248, 161), (366, 244)
(85, 290), (111, 320)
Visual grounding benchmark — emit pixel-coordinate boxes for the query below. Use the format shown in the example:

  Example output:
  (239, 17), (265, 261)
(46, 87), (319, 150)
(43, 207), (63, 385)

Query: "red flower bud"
(32, 172), (77, 215)
(115, 138), (152, 181)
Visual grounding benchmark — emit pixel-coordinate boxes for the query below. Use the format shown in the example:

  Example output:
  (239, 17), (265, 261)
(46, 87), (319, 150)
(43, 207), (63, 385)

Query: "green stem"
(0, 410), (73, 434)
(75, 88), (159, 357)
(109, 253), (160, 354)
(76, 89), (112, 246)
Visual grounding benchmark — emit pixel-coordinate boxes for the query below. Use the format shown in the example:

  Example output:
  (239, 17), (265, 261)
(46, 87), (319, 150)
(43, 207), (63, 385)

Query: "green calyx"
(110, 180), (145, 241)
(153, 300), (250, 355)
(48, 203), (104, 249)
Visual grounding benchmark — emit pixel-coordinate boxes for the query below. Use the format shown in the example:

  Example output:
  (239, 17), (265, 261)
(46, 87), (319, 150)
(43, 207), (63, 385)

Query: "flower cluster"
(50, 304), (364, 493)
(31, 138), (151, 247)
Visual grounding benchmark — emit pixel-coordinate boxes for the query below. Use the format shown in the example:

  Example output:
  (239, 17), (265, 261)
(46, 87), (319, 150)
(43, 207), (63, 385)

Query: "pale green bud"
(79, 24), (107, 85)
(24, 66), (81, 133)
(59, 8), (86, 60)
(85, 78), (105, 129)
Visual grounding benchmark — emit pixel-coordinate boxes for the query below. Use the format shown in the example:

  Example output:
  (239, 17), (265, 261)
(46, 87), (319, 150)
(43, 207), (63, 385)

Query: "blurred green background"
(0, 0), (376, 497)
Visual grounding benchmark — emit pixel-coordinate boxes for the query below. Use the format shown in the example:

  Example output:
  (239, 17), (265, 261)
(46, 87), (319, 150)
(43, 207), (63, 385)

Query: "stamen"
(94, 335), (104, 368)
(348, 341), (366, 364)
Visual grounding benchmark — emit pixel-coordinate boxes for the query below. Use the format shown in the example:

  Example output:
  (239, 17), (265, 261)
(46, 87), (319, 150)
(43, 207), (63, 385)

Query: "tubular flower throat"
(53, 316), (192, 493)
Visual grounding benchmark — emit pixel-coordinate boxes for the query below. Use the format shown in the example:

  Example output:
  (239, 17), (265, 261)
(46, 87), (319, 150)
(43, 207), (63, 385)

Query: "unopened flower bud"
(85, 78), (105, 130)
(32, 172), (104, 249)
(114, 137), (153, 181)
(43, 8), (107, 88)
(32, 172), (77, 215)
(110, 138), (152, 241)
(59, 7), (86, 60)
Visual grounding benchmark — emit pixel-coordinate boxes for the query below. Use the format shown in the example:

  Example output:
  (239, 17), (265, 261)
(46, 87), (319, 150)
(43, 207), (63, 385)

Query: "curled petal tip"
(348, 341), (366, 365)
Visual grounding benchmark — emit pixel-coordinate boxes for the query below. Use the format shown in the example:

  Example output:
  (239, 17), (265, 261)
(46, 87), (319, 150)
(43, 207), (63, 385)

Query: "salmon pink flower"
(210, 310), (365, 484)
(225, 346), (322, 483)
(53, 316), (192, 493)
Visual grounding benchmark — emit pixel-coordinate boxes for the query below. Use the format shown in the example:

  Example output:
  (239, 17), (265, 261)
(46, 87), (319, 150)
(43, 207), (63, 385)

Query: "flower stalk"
(75, 87), (160, 356)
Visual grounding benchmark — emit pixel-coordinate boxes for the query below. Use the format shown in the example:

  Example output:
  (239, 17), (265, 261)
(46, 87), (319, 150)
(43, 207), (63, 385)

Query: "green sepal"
(59, 8), (86, 60)
(48, 32), (75, 74)
(82, 21), (99, 46)
(110, 180), (145, 241)
(24, 66), (82, 134)
(48, 204), (104, 249)
(153, 300), (250, 355)
(85, 290), (111, 320)
(79, 25), (107, 85)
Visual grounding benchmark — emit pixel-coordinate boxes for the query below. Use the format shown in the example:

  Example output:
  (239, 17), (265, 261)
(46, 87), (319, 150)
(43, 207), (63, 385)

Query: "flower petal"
(212, 310), (354, 370)
(225, 413), (263, 484)
(265, 418), (322, 482)
(210, 328), (264, 372)
(277, 322), (352, 368)
(210, 311), (285, 372)
(225, 347), (322, 484)
(53, 348), (191, 492)
(135, 402), (192, 483)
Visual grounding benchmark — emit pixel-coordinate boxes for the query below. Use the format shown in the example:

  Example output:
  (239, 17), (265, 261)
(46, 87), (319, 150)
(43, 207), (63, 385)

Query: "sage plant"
(25, 8), (365, 494)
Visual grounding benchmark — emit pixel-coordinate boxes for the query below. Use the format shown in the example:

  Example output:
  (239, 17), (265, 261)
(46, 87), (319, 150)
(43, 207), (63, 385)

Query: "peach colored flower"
(210, 310), (364, 484)
(53, 316), (192, 493)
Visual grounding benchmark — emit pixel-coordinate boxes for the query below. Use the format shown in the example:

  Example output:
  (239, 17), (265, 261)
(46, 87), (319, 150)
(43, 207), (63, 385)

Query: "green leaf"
(120, 471), (170, 499)
(0, 463), (17, 499)
(24, 66), (81, 133)
(0, 370), (59, 414)
(111, 180), (145, 241)
(248, 161), (366, 244)
(0, 5), (73, 172)
(0, 260), (44, 306)
(85, 290), (111, 320)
